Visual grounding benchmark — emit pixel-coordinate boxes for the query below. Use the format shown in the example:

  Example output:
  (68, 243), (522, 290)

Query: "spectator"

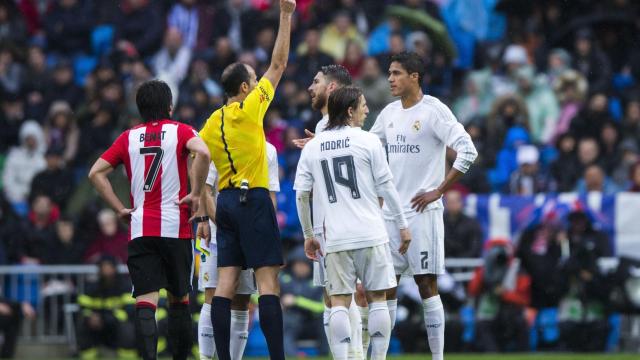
(575, 164), (618, 195)
(77, 256), (136, 359)
(355, 57), (394, 130)
(152, 27), (192, 90)
(570, 92), (612, 141)
(0, 92), (24, 152)
(551, 70), (588, 143)
(599, 121), (621, 175)
(468, 239), (531, 352)
(453, 71), (494, 126)
(497, 44), (529, 96)
(0, 46), (24, 95)
(43, 60), (83, 109)
(166, 0), (199, 49)
(84, 209), (128, 264)
(628, 161), (640, 192)
(515, 65), (559, 144)
(43, 0), (92, 55)
(75, 105), (117, 166)
(18, 194), (58, 264)
(22, 45), (49, 121)
(558, 210), (612, 352)
(29, 147), (73, 209)
(0, 295), (36, 358)
(443, 189), (483, 258)
(571, 28), (611, 93)
(253, 27), (276, 65)
(208, 36), (236, 80)
(44, 217), (85, 264)
(340, 40), (365, 79)
(576, 137), (602, 172)
(621, 97), (640, 142)
(488, 125), (531, 192)
(43, 101), (79, 164)
(509, 145), (552, 195)
(281, 247), (325, 356)
(612, 139), (639, 188)
(115, 0), (164, 58)
(550, 133), (582, 192)
(294, 29), (334, 87)
(545, 48), (572, 86)
(0, 0), (27, 46)
(0, 193), (22, 264)
(375, 31), (406, 74)
(319, 11), (366, 62)
(485, 94), (529, 160)
(2, 120), (46, 207)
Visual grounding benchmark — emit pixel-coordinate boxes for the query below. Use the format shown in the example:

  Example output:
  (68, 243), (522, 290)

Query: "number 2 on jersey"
(320, 155), (360, 203)
(140, 146), (164, 192)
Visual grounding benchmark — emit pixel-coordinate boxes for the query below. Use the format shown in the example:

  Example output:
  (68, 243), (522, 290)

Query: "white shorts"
(385, 208), (445, 276)
(325, 243), (397, 296)
(312, 231), (327, 287)
(198, 254), (256, 294)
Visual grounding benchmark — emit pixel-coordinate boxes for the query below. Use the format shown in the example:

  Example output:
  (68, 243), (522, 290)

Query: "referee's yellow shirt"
(200, 77), (274, 190)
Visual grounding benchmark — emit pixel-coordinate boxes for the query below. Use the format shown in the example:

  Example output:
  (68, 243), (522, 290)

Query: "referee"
(197, 1), (296, 360)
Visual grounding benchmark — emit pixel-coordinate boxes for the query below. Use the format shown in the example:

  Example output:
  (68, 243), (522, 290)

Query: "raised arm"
(262, 0), (296, 89)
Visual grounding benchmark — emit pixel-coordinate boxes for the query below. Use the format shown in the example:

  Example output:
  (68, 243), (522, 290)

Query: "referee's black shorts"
(127, 237), (194, 298)
(216, 187), (283, 269)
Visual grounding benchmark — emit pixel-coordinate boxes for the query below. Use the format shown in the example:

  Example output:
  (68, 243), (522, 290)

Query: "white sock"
(386, 299), (398, 330)
(198, 303), (215, 360)
(423, 295), (444, 360)
(358, 306), (370, 357)
(324, 307), (333, 353)
(329, 306), (351, 360)
(230, 310), (249, 360)
(368, 302), (390, 360)
(348, 300), (363, 359)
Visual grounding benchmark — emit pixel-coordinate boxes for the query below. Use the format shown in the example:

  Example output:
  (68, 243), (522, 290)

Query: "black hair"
(320, 64), (352, 87)
(326, 86), (363, 130)
(221, 62), (251, 98)
(135, 79), (172, 122)
(390, 51), (425, 84)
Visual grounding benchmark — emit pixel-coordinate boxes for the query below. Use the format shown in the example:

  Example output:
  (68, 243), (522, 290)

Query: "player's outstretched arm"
(262, 0), (296, 89)
(292, 129), (315, 149)
(182, 137), (211, 219)
(88, 159), (132, 219)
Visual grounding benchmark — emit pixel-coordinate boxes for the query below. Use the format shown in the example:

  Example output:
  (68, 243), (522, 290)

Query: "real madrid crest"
(413, 120), (421, 132)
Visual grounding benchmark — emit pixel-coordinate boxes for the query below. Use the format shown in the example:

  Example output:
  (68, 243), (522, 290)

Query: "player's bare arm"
(262, 0), (296, 89)
(410, 168), (466, 213)
(88, 159), (133, 220)
(196, 183), (216, 245)
(181, 136), (211, 220)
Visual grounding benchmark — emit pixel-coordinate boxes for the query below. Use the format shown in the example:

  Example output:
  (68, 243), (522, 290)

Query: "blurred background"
(0, 0), (640, 358)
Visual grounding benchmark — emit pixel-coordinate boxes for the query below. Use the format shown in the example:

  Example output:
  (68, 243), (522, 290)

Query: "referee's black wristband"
(194, 216), (209, 223)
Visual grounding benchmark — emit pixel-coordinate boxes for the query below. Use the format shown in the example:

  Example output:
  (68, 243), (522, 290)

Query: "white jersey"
(312, 114), (329, 234)
(200, 142), (280, 254)
(370, 95), (477, 220)
(294, 126), (393, 253)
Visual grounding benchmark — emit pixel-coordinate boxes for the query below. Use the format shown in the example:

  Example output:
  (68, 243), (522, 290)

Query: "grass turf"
(43, 354), (638, 360)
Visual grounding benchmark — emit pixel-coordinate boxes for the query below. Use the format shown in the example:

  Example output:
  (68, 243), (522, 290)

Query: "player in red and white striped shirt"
(89, 80), (210, 360)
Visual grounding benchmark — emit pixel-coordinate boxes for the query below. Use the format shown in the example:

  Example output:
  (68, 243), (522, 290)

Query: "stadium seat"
(73, 55), (97, 87)
(91, 25), (114, 57)
(530, 307), (559, 351)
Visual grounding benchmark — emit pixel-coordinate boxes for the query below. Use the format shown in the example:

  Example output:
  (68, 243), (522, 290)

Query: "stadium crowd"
(0, 0), (638, 356)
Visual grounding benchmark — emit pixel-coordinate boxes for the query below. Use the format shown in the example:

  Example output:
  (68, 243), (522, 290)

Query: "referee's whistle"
(240, 179), (249, 205)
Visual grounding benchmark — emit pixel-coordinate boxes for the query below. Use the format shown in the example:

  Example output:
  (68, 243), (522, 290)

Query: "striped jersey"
(100, 119), (198, 240)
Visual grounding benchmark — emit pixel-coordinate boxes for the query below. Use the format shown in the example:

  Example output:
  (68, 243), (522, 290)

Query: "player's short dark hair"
(390, 51), (425, 84)
(320, 64), (352, 87)
(136, 79), (172, 122)
(221, 62), (251, 97)
(326, 86), (363, 130)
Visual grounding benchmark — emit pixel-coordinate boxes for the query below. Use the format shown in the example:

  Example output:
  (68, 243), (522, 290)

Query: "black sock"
(135, 302), (158, 360)
(168, 302), (192, 360)
(258, 295), (285, 360)
(211, 296), (232, 360)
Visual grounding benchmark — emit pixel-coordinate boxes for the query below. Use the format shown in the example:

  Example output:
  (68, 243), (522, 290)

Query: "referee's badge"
(413, 120), (421, 132)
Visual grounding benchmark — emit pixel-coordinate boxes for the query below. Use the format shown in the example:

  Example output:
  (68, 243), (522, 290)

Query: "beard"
(311, 92), (327, 111)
